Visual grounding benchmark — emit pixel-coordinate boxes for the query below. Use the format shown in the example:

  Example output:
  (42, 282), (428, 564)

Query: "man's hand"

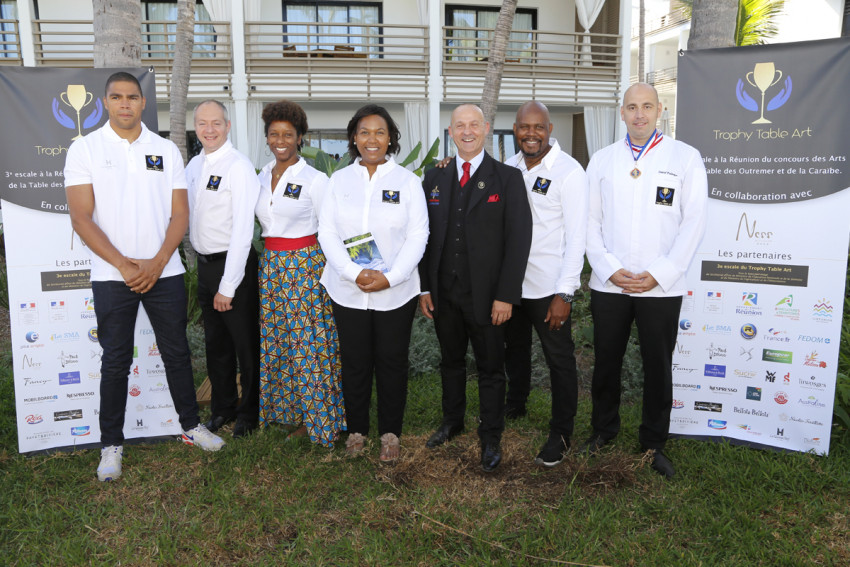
(610, 269), (658, 294)
(419, 293), (435, 319)
(434, 157), (453, 169)
(358, 270), (390, 293)
(125, 256), (166, 294)
(214, 292), (233, 312)
(544, 295), (572, 331)
(491, 300), (512, 326)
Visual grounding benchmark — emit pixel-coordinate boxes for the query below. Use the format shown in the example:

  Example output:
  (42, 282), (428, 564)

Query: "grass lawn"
(1, 359), (848, 566)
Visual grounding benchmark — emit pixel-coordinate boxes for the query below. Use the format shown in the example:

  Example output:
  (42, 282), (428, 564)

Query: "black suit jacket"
(419, 151), (532, 326)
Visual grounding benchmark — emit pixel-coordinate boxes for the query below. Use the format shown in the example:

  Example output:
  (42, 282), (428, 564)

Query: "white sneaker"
(97, 445), (123, 482)
(181, 424), (225, 452)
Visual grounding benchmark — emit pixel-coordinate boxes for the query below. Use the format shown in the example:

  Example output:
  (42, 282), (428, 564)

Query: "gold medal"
(630, 167), (641, 179)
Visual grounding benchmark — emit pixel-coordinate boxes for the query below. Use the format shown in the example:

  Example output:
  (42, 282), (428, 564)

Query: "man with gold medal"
(582, 83), (708, 479)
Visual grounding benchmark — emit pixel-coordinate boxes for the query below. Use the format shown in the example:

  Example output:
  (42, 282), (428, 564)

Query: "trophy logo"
(736, 62), (792, 124)
(53, 84), (103, 141)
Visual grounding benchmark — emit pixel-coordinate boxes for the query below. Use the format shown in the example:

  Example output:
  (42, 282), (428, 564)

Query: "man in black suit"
(419, 104), (532, 472)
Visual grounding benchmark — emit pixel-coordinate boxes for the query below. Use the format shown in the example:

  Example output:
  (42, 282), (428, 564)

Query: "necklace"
(626, 130), (663, 179)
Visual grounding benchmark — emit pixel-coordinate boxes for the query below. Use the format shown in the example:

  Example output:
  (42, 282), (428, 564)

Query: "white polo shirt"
(318, 157), (429, 311)
(586, 136), (708, 297)
(64, 122), (187, 282)
(505, 139), (588, 299)
(186, 140), (260, 297)
(255, 157), (328, 238)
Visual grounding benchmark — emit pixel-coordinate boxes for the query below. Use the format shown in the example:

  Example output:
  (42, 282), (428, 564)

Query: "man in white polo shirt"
(185, 100), (261, 438)
(503, 101), (588, 468)
(65, 72), (225, 483)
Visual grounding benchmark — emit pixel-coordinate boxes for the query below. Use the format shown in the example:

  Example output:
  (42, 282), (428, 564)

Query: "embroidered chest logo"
(206, 175), (222, 191)
(382, 189), (400, 204)
(283, 183), (302, 200)
(532, 177), (551, 195)
(145, 155), (163, 172)
(428, 186), (440, 206)
(656, 186), (675, 206)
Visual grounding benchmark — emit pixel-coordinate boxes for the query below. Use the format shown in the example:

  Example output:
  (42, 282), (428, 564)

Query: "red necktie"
(460, 161), (471, 187)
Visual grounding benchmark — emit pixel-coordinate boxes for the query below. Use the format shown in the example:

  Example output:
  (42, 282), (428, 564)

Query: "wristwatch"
(557, 293), (574, 304)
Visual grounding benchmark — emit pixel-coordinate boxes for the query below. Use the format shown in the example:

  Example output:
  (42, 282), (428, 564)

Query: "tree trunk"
(638, 0), (645, 82)
(481, 0), (518, 155)
(169, 0), (195, 165)
(687, 0), (737, 49)
(93, 0), (141, 67)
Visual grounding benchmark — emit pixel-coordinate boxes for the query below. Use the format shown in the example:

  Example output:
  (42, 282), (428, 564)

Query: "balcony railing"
(442, 27), (621, 105)
(0, 19), (22, 64)
(631, 9), (690, 39)
(243, 21), (429, 100)
(630, 66), (678, 87)
(31, 20), (232, 96)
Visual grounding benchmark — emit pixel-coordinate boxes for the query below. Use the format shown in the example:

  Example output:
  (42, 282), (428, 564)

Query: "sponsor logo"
(706, 343), (727, 359)
(739, 346), (754, 361)
(740, 323), (757, 340)
(71, 426), (91, 436)
(129, 384), (141, 397)
(735, 424), (762, 436)
(803, 351), (827, 369)
(148, 343), (160, 357)
(746, 386), (762, 401)
(681, 290), (695, 312)
(735, 61), (793, 122)
(762, 349), (793, 364)
(811, 298), (834, 323)
(734, 369), (757, 379)
(140, 328), (155, 336)
(66, 391), (96, 400)
(673, 382), (701, 391)
(149, 382), (169, 393)
(58, 371), (81, 385)
(678, 319), (696, 336)
(673, 364), (699, 374)
(704, 364), (726, 378)
(707, 419), (727, 430)
(770, 428), (790, 441)
(675, 342), (692, 358)
(146, 364), (166, 376)
(764, 370), (776, 383)
(87, 327), (99, 343)
(52, 84), (104, 142)
(774, 391), (789, 405)
(694, 401), (723, 412)
(764, 327), (790, 343)
(803, 437), (821, 446)
(57, 351), (79, 368)
(798, 334), (830, 344)
(25, 430), (61, 441)
(672, 399), (685, 409)
(783, 372), (791, 384)
(90, 348), (103, 363)
(736, 292), (763, 316)
(81, 296), (96, 319)
(671, 416), (700, 426)
(790, 416), (824, 427)
(54, 409), (83, 421)
(160, 419), (175, 428)
(709, 385), (737, 395)
(50, 331), (80, 343)
(22, 377), (51, 386)
(23, 395), (59, 404)
(131, 365), (140, 376)
(131, 419), (148, 431)
(133, 346), (138, 358)
(25, 331), (40, 343)
(21, 354), (42, 369)
(87, 371), (101, 380)
(734, 406), (769, 418)
(798, 376), (826, 390)
(702, 323), (732, 335)
(704, 291), (724, 313)
(735, 212), (775, 244)
(774, 295), (800, 320)
(798, 396), (826, 408)
(144, 403), (174, 410)
(25, 414), (43, 425)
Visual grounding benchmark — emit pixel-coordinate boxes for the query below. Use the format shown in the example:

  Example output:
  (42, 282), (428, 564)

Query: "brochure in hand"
(344, 232), (388, 273)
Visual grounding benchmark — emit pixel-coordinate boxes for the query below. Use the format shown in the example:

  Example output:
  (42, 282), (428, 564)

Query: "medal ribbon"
(626, 129), (663, 163)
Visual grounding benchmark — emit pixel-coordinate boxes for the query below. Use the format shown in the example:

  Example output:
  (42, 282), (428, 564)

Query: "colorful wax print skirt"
(258, 242), (345, 447)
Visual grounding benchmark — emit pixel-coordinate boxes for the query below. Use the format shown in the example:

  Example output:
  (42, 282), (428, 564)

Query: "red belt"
(265, 235), (317, 251)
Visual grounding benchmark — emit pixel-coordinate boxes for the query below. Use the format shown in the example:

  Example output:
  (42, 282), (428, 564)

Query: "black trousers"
(197, 248), (261, 423)
(434, 284), (506, 444)
(589, 290), (682, 450)
(331, 297), (417, 437)
(504, 295), (578, 438)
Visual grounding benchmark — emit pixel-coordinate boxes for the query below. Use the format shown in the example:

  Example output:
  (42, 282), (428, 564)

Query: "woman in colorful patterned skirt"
(318, 104), (428, 461)
(255, 100), (345, 447)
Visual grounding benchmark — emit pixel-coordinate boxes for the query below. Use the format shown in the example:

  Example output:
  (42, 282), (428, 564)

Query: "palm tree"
(481, 0), (518, 153)
(93, 0), (141, 66)
(679, 0), (786, 47)
(169, 0), (195, 165)
(685, 0), (737, 49)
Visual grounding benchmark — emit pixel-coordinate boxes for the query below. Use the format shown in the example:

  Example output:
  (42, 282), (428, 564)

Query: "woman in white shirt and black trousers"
(318, 104), (429, 461)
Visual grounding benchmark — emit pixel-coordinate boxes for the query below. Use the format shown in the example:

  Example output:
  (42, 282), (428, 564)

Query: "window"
(444, 129), (517, 164)
(142, 0), (216, 59)
(283, 2), (381, 56)
(446, 5), (535, 63)
(0, 0), (17, 60)
(303, 130), (350, 159)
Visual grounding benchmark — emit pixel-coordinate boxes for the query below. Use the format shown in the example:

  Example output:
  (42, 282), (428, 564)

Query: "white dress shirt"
(586, 136), (708, 297)
(256, 157), (329, 238)
(318, 157), (429, 311)
(186, 140), (260, 298)
(505, 139), (588, 298)
(64, 122), (187, 282)
(453, 148), (485, 182)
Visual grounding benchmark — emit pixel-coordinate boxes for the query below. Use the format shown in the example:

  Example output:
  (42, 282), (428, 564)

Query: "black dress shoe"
(204, 415), (234, 433)
(580, 433), (609, 455)
(504, 405), (527, 420)
(232, 419), (257, 439)
(425, 424), (464, 448)
(649, 449), (675, 479)
(481, 442), (502, 473)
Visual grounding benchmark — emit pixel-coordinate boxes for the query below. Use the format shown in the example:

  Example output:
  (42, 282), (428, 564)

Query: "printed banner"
(672, 39), (850, 455)
(0, 68), (182, 453)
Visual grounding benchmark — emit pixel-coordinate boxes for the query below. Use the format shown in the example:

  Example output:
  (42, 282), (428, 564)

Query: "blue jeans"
(92, 274), (200, 446)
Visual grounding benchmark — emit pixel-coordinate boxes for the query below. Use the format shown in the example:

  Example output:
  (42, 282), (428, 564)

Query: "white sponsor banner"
(4, 200), (181, 453)
(673, 40), (850, 455)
